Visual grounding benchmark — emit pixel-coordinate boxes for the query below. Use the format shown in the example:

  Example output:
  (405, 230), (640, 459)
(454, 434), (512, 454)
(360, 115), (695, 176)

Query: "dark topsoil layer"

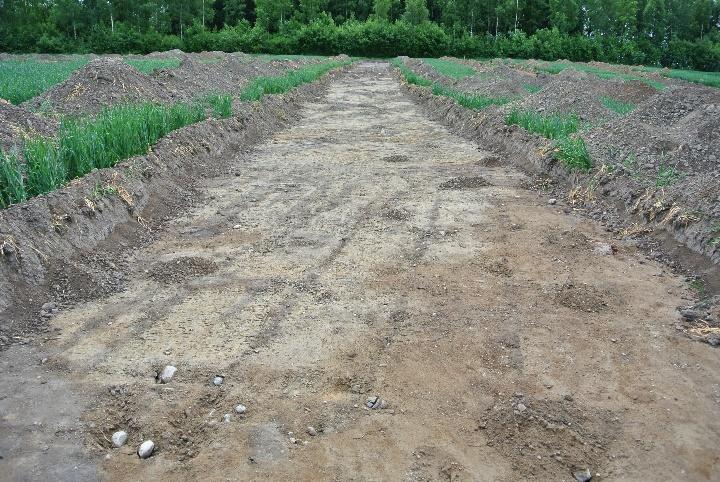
(0, 65), (345, 346)
(0, 99), (58, 153)
(396, 57), (719, 279)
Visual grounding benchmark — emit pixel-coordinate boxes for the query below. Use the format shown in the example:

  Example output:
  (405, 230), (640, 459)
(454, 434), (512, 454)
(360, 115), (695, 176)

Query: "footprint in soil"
(439, 176), (492, 190)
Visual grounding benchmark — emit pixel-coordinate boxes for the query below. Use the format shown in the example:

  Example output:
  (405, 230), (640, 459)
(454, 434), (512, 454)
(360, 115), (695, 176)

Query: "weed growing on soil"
(0, 59), (88, 104)
(655, 162), (682, 186)
(555, 137), (592, 171)
(125, 58), (180, 74)
(0, 149), (27, 207)
(431, 84), (510, 109)
(601, 96), (635, 115)
(423, 58), (475, 79)
(506, 110), (580, 139)
(240, 59), (352, 101)
(205, 93), (233, 118)
(390, 59), (432, 87)
(523, 84), (542, 94)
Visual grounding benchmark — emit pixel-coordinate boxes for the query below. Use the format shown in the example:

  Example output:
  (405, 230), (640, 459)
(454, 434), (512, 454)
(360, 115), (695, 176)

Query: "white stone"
(234, 404), (247, 414)
(137, 440), (155, 459)
(111, 430), (128, 448)
(213, 376), (224, 386)
(159, 365), (177, 383)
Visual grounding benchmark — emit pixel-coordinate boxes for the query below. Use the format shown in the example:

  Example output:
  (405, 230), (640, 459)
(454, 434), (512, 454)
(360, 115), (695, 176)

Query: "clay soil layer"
(1, 62), (719, 481)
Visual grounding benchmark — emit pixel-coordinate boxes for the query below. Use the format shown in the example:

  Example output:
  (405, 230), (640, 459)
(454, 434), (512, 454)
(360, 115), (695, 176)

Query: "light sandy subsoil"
(2, 63), (719, 481)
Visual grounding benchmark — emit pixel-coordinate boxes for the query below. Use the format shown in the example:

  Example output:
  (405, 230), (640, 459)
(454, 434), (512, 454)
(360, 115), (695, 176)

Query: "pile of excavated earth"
(0, 54), (718, 481)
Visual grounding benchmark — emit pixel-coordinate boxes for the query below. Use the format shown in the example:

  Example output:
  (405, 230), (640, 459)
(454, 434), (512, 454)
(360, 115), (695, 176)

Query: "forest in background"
(1, 0), (719, 70)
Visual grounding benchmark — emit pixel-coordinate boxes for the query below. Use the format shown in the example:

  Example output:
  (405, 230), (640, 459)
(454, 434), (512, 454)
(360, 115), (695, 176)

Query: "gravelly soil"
(1, 62), (720, 481)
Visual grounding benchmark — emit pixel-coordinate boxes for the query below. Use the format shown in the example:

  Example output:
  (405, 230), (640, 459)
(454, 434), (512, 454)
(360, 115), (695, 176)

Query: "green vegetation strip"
(392, 58), (508, 109)
(422, 58), (475, 79)
(657, 68), (720, 88)
(506, 109), (591, 171)
(240, 59), (352, 101)
(506, 110), (579, 139)
(601, 96), (635, 115)
(0, 95), (234, 208)
(535, 62), (665, 89)
(0, 59), (88, 104)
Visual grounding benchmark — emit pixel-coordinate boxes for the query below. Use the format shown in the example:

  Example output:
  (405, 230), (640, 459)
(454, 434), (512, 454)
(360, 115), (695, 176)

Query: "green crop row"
(0, 59), (89, 104)
(506, 109), (591, 171)
(240, 58), (352, 101)
(422, 58), (475, 79)
(0, 95), (234, 208)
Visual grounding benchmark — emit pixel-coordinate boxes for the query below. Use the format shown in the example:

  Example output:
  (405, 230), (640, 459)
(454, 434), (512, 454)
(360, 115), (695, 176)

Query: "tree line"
(1, 0), (719, 70)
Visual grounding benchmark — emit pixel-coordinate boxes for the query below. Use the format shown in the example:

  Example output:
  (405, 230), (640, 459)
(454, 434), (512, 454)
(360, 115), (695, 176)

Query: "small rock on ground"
(235, 404), (247, 414)
(573, 468), (592, 482)
(158, 365), (177, 383)
(111, 431), (128, 448)
(307, 426), (317, 436)
(213, 376), (224, 386)
(138, 440), (155, 459)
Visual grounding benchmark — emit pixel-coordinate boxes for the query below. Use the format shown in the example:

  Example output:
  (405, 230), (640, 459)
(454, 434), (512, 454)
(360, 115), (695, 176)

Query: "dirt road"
(2, 62), (719, 481)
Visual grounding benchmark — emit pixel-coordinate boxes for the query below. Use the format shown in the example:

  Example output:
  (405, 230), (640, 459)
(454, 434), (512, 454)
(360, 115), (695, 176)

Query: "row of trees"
(1, 0), (719, 70)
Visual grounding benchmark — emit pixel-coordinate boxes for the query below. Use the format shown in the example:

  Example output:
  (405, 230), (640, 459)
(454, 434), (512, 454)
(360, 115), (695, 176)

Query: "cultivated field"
(0, 53), (719, 481)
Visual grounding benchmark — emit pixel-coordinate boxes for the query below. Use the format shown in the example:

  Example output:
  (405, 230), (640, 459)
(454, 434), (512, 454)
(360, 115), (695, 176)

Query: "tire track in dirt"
(2, 62), (720, 481)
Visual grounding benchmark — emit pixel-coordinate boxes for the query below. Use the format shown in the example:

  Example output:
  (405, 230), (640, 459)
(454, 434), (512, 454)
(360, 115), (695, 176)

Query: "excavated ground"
(1, 62), (719, 481)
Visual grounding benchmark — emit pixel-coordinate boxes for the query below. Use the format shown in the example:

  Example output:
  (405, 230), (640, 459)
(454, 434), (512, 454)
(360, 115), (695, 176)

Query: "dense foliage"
(1, 0), (719, 70)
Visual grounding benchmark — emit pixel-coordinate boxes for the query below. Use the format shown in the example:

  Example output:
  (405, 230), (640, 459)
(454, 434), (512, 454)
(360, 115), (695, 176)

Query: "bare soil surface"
(2, 62), (720, 481)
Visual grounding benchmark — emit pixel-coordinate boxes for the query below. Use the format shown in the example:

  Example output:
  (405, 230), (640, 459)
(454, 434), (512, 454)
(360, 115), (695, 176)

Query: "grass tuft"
(555, 137), (592, 171)
(0, 149), (27, 208)
(601, 96), (635, 115)
(655, 162), (681, 186)
(431, 84), (510, 109)
(205, 93), (233, 118)
(506, 110), (580, 139)
(391, 58), (433, 87)
(240, 59), (351, 101)
(523, 83), (542, 94)
(422, 58), (475, 79)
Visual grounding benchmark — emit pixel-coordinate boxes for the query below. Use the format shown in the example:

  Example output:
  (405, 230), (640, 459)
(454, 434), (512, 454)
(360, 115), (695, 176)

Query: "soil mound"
(505, 69), (660, 123)
(587, 85), (720, 175)
(154, 56), (286, 100)
(455, 64), (544, 98)
(0, 99), (57, 153)
(26, 58), (174, 115)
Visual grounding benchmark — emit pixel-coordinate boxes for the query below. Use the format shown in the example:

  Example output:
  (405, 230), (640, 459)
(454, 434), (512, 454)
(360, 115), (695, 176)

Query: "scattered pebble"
(593, 243), (614, 256)
(573, 468), (592, 482)
(111, 430), (128, 448)
(235, 404), (247, 414)
(213, 376), (224, 386)
(289, 437), (297, 444)
(516, 403), (527, 412)
(233, 224), (241, 229)
(223, 414), (232, 423)
(366, 396), (388, 410)
(40, 302), (58, 318)
(137, 440), (155, 459)
(307, 426), (317, 436)
(548, 198), (557, 205)
(158, 365), (177, 383)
